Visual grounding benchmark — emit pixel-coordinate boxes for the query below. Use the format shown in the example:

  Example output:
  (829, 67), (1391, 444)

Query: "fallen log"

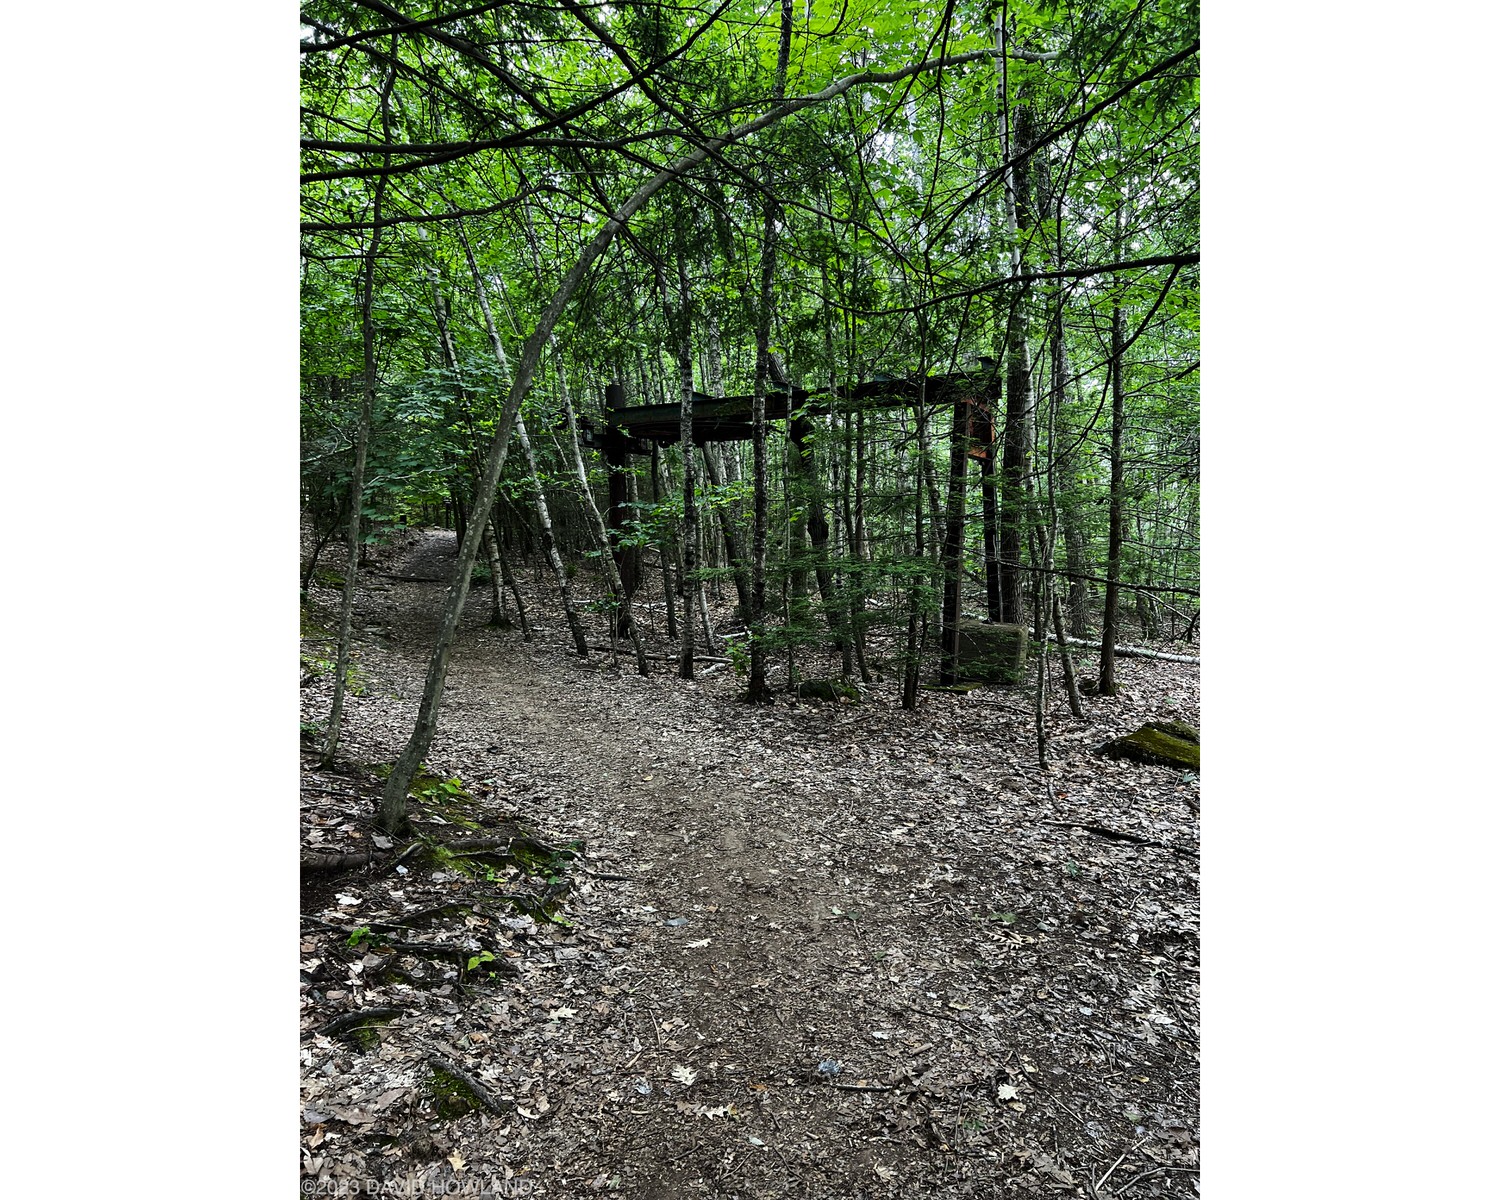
(301, 847), (386, 873)
(300, 839), (425, 875)
(1046, 635), (1199, 664)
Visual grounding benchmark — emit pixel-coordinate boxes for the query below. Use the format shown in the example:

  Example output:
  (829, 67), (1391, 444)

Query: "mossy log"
(955, 619), (1028, 685)
(1143, 718), (1198, 745)
(1101, 723), (1200, 771)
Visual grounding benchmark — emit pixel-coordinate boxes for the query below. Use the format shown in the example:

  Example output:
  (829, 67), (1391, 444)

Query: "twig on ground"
(579, 867), (634, 881)
(905, 1004), (989, 1039)
(1025, 1071), (1089, 1128)
(1040, 819), (1198, 860)
(1093, 1136), (1149, 1195)
(1113, 1165), (1196, 1196)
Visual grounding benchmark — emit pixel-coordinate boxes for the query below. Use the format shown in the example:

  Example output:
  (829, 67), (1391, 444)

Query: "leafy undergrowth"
(301, 531), (1200, 1198)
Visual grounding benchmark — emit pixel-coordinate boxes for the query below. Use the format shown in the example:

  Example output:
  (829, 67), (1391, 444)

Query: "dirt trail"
(433, 636), (944, 1194)
(302, 533), (1201, 1198)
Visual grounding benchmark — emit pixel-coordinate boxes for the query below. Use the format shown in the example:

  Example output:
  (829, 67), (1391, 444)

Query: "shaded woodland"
(301, 1), (1199, 1193)
(301, 0), (1199, 825)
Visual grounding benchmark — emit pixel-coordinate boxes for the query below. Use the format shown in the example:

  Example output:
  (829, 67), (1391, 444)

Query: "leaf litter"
(300, 535), (1199, 1196)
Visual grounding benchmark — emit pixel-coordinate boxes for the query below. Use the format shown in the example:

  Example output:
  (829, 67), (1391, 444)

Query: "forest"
(300, 0), (1200, 1194)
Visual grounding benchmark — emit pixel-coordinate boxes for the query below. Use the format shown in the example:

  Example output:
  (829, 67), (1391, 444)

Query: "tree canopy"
(300, 0), (1200, 820)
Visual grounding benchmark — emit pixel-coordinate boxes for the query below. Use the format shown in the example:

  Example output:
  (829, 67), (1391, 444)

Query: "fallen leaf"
(370, 1088), (406, 1111)
(671, 1064), (698, 1085)
(675, 1099), (732, 1118)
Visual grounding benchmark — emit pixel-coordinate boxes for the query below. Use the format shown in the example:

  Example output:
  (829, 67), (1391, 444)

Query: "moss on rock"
(1103, 725), (1200, 771)
(955, 620), (1028, 685)
(796, 677), (860, 703)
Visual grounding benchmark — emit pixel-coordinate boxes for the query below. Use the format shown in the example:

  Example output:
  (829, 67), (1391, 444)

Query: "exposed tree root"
(425, 1052), (511, 1115)
(314, 1006), (405, 1039)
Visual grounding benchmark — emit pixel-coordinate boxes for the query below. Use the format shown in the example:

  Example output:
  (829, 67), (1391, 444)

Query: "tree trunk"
(902, 393), (930, 711)
(665, 256), (697, 680)
(979, 450), (1003, 621)
(939, 386), (969, 685)
(452, 226), (589, 658)
(701, 445), (752, 621)
(322, 46), (395, 769)
(849, 408), (871, 681)
(1060, 456), (1092, 637)
(428, 269), (509, 626)
(1051, 595), (1084, 717)
(787, 415), (847, 660)
(994, 19), (1036, 628)
(650, 444), (678, 641)
(516, 415), (590, 656)
(494, 521), (530, 638)
(551, 356), (650, 673)
(742, 0), (793, 704)
(512, 206), (647, 667)
(998, 210), (1034, 625)
(1098, 302), (1127, 697)
(747, 261), (774, 700)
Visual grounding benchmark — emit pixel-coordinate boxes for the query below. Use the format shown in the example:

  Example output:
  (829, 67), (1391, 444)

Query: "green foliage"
(725, 638), (750, 679)
(302, 0), (1197, 653)
(407, 772), (482, 829)
(425, 1066), (485, 1120)
(300, 652), (366, 697)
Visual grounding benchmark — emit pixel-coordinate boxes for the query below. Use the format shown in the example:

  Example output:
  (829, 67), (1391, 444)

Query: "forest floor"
(300, 530), (1200, 1199)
